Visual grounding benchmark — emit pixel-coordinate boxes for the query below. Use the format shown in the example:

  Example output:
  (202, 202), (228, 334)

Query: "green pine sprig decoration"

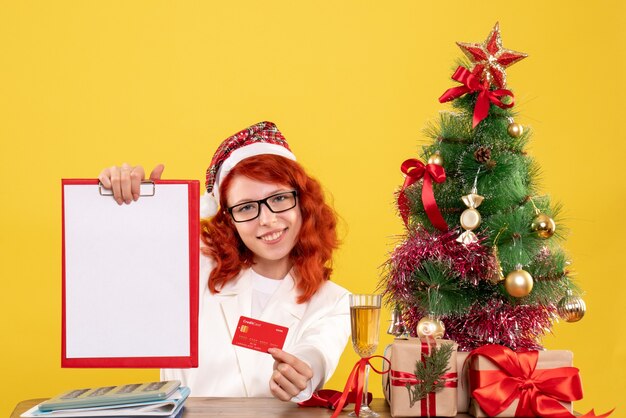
(406, 342), (454, 408)
(412, 260), (474, 316)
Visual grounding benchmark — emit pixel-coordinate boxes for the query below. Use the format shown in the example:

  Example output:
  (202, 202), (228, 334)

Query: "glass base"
(348, 406), (380, 418)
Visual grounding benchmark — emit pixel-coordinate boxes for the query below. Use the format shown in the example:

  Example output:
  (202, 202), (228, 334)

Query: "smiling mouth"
(258, 229), (287, 242)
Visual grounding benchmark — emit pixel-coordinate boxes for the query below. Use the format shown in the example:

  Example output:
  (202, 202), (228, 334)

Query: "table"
(12, 397), (473, 417)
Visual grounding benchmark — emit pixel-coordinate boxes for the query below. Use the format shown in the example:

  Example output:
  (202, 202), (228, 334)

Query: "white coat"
(161, 254), (351, 399)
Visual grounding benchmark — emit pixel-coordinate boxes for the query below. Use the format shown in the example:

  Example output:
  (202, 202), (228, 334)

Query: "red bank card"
(232, 316), (288, 353)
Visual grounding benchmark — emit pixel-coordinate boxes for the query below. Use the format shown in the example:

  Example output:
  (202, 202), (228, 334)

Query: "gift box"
(383, 338), (458, 417)
(382, 344), (393, 403)
(468, 345), (580, 417)
(456, 351), (470, 413)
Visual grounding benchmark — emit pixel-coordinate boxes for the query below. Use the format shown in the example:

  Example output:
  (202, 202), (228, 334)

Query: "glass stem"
(362, 364), (370, 409)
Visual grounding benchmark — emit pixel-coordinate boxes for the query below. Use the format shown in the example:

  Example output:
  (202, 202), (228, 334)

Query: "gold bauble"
(460, 208), (482, 231)
(504, 268), (534, 297)
(531, 213), (556, 239)
(507, 122), (524, 138)
(427, 151), (444, 166)
(557, 291), (586, 322)
(416, 315), (445, 339)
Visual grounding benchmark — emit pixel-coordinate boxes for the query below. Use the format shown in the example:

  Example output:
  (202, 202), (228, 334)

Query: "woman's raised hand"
(98, 163), (165, 205)
(268, 348), (314, 401)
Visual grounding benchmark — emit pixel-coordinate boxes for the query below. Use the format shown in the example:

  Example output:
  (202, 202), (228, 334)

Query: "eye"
(234, 203), (256, 213)
(271, 194), (288, 203)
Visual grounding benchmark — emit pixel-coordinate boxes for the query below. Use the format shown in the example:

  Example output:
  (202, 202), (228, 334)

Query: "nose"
(258, 202), (277, 225)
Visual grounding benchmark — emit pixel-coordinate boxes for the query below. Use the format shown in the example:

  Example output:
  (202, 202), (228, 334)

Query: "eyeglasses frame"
(226, 190), (298, 223)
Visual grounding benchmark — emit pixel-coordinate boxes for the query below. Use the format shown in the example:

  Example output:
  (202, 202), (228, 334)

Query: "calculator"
(37, 380), (181, 411)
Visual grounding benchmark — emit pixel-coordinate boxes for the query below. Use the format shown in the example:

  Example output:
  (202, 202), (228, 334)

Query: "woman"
(99, 121), (350, 402)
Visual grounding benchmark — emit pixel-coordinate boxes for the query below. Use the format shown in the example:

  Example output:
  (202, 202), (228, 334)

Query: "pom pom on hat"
(200, 192), (219, 218)
(201, 121), (296, 218)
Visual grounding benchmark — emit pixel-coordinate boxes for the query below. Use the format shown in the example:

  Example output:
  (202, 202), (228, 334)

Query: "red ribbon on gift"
(390, 370), (458, 388)
(398, 159), (448, 231)
(387, 339), (457, 417)
(469, 344), (613, 418)
(423, 339), (448, 417)
(390, 369), (457, 417)
(327, 355), (390, 418)
(438, 66), (515, 128)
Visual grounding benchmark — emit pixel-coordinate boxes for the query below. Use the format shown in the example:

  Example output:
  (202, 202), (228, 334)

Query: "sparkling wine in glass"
(349, 294), (381, 418)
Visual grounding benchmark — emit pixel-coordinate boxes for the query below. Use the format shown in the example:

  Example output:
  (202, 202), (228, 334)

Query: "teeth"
(260, 230), (283, 242)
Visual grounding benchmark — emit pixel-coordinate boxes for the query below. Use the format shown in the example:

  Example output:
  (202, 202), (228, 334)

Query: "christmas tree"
(382, 23), (586, 351)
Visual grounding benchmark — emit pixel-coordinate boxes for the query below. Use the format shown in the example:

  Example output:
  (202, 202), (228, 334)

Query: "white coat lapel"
(217, 270), (257, 396)
(218, 270), (253, 333)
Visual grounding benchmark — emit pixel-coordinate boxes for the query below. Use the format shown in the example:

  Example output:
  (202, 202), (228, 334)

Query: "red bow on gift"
(439, 66), (514, 128)
(398, 159), (448, 231)
(298, 389), (373, 410)
(469, 345), (613, 418)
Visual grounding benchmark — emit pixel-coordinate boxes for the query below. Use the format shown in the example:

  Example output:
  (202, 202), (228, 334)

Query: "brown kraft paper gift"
(456, 351), (471, 413)
(382, 344), (393, 403)
(386, 338), (458, 417)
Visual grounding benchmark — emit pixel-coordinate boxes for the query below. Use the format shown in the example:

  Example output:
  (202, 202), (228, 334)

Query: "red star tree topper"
(456, 22), (527, 88)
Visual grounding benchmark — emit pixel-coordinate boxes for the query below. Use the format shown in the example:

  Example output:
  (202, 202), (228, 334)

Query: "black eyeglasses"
(227, 190), (298, 223)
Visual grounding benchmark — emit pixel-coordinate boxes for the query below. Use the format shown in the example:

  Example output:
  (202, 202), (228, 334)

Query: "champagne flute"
(349, 294), (381, 418)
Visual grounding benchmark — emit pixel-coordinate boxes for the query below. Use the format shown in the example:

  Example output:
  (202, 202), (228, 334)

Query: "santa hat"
(200, 121), (296, 218)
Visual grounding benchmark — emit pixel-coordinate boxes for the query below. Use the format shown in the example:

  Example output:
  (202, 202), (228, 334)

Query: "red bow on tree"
(398, 159), (448, 231)
(439, 66), (514, 128)
(469, 345), (613, 418)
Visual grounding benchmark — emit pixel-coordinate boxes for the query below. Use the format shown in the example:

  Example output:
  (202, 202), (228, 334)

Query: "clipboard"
(61, 179), (199, 368)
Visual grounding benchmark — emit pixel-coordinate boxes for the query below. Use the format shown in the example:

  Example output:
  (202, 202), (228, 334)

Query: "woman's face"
(225, 175), (302, 278)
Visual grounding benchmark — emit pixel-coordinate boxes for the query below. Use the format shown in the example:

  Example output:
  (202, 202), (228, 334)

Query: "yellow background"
(1, 1), (624, 416)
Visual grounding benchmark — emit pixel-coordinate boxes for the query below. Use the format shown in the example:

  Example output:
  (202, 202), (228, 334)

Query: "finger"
(98, 167), (112, 189)
(268, 349), (313, 379)
(109, 166), (123, 205)
(268, 348), (294, 363)
(271, 370), (301, 399)
(120, 163), (133, 204)
(269, 378), (291, 402)
(275, 362), (309, 392)
(130, 166), (145, 201)
(149, 164), (165, 181)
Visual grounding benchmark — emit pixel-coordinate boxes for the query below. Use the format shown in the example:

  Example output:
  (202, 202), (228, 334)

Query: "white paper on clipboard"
(61, 179), (199, 368)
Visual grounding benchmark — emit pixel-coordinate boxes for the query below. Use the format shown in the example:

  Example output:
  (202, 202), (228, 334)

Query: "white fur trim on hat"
(211, 142), (296, 207)
(200, 192), (219, 219)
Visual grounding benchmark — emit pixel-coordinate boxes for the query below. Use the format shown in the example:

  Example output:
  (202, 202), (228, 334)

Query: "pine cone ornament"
(474, 146), (492, 164)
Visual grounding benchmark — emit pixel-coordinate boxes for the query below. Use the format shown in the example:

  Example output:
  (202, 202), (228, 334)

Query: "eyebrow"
(229, 188), (292, 206)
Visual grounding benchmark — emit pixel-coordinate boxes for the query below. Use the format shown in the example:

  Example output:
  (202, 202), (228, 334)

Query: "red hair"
(200, 155), (339, 303)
